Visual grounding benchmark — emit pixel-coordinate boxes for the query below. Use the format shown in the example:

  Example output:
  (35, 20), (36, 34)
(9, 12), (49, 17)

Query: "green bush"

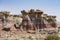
(45, 34), (60, 40)
(35, 38), (40, 40)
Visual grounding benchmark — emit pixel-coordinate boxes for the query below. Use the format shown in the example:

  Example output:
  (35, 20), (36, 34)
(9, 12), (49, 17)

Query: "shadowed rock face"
(47, 16), (57, 28)
(0, 11), (10, 31)
(0, 10), (57, 33)
(21, 10), (35, 31)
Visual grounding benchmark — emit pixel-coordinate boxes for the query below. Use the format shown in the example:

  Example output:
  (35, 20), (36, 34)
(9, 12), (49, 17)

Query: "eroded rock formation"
(0, 9), (57, 33)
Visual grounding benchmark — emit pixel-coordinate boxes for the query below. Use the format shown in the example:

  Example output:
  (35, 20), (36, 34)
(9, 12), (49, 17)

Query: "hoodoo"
(0, 9), (57, 33)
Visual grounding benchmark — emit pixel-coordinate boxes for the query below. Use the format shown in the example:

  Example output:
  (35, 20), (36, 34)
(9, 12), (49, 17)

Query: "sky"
(0, 0), (60, 21)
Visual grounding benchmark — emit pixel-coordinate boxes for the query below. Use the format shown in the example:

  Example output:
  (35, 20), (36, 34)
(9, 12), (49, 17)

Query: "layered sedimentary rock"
(47, 16), (57, 28)
(0, 11), (10, 31)
(20, 9), (57, 32)
(0, 9), (57, 32)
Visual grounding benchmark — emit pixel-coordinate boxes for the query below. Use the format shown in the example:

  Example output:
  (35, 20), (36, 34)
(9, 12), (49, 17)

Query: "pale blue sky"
(0, 0), (60, 21)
